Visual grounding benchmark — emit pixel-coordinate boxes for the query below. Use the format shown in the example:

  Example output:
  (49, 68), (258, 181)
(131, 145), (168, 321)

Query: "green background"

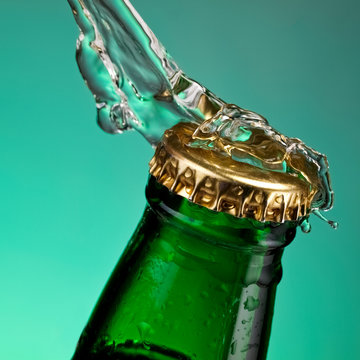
(1, 0), (358, 358)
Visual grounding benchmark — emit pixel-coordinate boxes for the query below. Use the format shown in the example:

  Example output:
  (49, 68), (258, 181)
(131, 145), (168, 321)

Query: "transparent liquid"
(68, 0), (335, 223)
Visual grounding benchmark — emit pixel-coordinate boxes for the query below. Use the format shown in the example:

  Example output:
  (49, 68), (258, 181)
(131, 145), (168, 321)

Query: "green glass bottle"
(71, 122), (333, 360)
(73, 175), (296, 360)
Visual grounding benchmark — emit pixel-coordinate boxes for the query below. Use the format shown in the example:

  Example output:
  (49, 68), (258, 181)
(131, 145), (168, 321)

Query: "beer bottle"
(72, 120), (333, 360)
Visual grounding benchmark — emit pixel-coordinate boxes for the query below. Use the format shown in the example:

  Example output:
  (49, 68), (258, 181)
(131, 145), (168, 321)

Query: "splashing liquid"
(68, 0), (336, 226)
(68, 0), (223, 143)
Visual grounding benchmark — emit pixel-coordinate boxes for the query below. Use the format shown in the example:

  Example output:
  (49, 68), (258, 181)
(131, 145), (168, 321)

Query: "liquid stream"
(68, 0), (335, 227)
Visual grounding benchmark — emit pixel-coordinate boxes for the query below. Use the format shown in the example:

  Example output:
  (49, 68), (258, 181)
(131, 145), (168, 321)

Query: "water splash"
(68, 0), (335, 224)
(189, 104), (334, 214)
(68, 0), (223, 145)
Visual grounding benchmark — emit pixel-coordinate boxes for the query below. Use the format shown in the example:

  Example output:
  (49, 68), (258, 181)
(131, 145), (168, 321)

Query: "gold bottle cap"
(149, 105), (333, 223)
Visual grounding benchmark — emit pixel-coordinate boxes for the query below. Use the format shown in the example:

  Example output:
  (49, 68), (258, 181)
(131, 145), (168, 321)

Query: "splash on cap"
(149, 105), (334, 223)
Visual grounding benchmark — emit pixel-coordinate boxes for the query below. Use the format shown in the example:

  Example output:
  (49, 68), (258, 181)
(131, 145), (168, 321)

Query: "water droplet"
(313, 210), (338, 230)
(230, 340), (237, 355)
(219, 283), (229, 293)
(137, 322), (153, 345)
(244, 296), (260, 311)
(300, 219), (311, 233)
(200, 291), (209, 299)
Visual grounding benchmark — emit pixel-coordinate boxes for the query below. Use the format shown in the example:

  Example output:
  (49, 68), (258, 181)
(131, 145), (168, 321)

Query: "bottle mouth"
(149, 114), (333, 224)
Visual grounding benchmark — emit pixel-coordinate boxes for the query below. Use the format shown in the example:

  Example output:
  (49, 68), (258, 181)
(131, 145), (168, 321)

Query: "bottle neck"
(144, 176), (296, 359)
(146, 175), (297, 252)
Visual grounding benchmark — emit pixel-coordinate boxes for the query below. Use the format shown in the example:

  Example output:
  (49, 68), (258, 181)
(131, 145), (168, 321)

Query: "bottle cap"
(149, 105), (333, 223)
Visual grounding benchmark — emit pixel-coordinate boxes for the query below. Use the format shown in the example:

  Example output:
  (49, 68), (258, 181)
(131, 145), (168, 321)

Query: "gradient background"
(1, 0), (359, 359)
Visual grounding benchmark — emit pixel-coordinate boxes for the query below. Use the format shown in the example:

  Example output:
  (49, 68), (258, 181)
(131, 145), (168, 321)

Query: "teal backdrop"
(1, 0), (359, 359)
